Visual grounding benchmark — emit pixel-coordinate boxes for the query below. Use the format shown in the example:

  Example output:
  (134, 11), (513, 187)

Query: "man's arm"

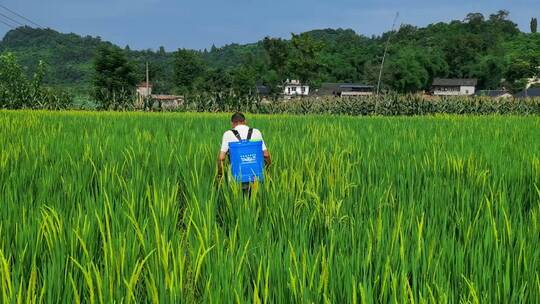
(217, 131), (231, 178)
(217, 151), (227, 177)
(263, 150), (271, 168)
(256, 130), (271, 168)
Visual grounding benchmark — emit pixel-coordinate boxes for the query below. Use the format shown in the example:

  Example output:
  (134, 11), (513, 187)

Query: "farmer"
(217, 112), (271, 193)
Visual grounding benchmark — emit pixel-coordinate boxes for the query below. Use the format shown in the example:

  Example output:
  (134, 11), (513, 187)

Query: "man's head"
(231, 112), (246, 127)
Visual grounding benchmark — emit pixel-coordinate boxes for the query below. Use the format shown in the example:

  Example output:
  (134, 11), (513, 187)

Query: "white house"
(283, 80), (309, 98)
(136, 82), (153, 108)
(136, 82), (183, 110)
(136, 82), (153, 97)
(431, 78), (477, 96)
(151, 95), (184, 111)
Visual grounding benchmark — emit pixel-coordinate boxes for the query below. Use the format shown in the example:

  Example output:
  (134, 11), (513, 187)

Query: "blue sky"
(0, 0), (537, 50)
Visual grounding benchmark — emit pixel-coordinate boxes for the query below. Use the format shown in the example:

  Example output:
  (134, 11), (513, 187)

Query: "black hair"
(231, 112), (246, 123)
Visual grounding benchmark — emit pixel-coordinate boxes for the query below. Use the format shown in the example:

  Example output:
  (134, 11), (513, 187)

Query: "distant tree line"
(1, 10), (540, 107)
(90, 10), (540, 104)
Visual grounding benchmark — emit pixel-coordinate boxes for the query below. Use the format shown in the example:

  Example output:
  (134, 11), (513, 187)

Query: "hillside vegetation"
(1, 10), (539, 95)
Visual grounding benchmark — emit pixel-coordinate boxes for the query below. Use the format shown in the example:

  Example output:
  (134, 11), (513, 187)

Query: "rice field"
(0, 111), (539, 303)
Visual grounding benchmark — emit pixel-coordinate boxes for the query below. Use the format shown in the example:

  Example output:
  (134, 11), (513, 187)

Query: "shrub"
(0, 53), (72, 109)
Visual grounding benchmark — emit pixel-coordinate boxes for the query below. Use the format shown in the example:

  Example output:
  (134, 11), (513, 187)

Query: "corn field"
(0, 111), (539, 303)
(178, 94), (540, 116)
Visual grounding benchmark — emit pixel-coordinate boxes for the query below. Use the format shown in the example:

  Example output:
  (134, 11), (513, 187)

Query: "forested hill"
(0, 27), (172, 92)
(1, 10), (539, 94)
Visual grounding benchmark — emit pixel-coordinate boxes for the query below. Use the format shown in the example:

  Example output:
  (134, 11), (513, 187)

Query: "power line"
(0, 4), (45, 40)
(0, 3), (42, 28)
(0, 17), (16, 29)
(0, 11), (25, 27)
(0, 15), (34, 39)
(376, 12), (400, 95)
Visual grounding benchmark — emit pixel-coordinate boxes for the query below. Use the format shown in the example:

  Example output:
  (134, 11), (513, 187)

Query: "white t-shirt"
(220, 124), (267, 153)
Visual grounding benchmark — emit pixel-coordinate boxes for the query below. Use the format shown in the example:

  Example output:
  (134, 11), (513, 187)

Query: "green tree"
(195, 68), (232, 93)
(0, 53), (27, 108)
(420, 49), (449, 84)
(260, 69), (282, 97)
(262, 37), (289, 79)
(489, 10), (510, 22)
(487, 10), (520, 37)
(472, 55), (505, 89)
(465, 13), (486, 32)
(320, 54), (357, 83)
(230, 65), (257, 95)
(93, 45), (137, 107)
(502, 33), (540, 92)
(532, 18), (538, 34)
(388, 48), (429, 93)
(173, 49), (206, 93)
(0, 52), (72, 109)
(505, 59), (534, 92)
(288, 33), (323, 84)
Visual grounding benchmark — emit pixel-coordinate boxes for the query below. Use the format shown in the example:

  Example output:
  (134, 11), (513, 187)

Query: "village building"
(136, 82), (153, 97)
(431, 78), (477, 96)
(255, 85), (271, 97)
(316, 83), (374, 97)
(136, 82), (153, 108)
(136, 82), (183, 110)
(514, 88), (540, 98)
(516, 68), (540, 97)
(526, 76), (540, 89)
(474, 90), (513, 98)
(283, 80), (310, 98)
(151, 95), (184, 110)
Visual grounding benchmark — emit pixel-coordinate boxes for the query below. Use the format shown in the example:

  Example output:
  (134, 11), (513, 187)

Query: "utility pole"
(377, 12), (400, 95)
(146, 62), (150, 93)
(145, 62), (150, 110)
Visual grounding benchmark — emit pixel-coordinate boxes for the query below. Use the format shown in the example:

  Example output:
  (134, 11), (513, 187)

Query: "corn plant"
(0, 53), (73, 110)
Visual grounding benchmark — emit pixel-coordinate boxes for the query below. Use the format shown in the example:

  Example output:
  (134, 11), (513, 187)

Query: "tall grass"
(0, 111), (539, 303)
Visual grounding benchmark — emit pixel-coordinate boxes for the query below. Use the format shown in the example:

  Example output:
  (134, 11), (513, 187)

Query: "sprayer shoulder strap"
(230, 128), (254, 141)
(231, 129), (242, 141)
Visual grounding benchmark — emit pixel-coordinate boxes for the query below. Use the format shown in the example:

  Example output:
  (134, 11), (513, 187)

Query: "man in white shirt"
(217, 112), (271, 180)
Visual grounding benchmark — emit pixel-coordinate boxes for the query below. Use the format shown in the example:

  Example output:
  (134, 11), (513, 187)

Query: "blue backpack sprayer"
(228, 128), (265, 183)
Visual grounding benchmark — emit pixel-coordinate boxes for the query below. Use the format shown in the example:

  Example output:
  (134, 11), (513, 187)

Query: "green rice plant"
(0, 111), (538, 303)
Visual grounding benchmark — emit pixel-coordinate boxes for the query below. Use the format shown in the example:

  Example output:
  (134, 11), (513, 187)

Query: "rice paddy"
(0, 111), (539, 303)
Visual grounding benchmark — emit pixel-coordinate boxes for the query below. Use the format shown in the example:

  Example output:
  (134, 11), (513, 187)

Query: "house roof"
(338, 84), (374, 89)
(432, 78), (478, 86)
(284, 79), (302, 85)
(514, 88), (540, 98)
(316, 83), (374, 95)
(475, 90), (511, 97)
(137, 82), (153, 88)
(152, 94), (182, 100)
(256, 85), (270, 95)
